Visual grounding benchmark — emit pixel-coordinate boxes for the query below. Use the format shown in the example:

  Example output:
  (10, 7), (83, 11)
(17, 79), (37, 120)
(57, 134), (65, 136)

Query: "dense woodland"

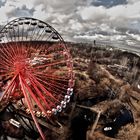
(0, 42), (140, 140)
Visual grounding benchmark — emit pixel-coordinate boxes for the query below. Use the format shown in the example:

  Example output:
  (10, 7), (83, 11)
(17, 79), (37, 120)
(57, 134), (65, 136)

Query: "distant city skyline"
(0, 0), (140, 47)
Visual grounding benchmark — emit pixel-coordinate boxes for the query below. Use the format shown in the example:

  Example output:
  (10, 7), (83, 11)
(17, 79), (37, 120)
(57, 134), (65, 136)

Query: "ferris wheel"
(0, 17), (74, 140)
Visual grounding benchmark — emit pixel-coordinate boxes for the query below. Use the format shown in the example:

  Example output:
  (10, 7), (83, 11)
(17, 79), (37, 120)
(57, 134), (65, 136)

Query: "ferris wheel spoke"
(33, 59), (66, 69)
(47, 79), (68, 89)
(0, 49), (14, 64)
(19, 20), (31, 52)
(0, 44), (15, 62)
(34, 76), (65, 100)
(33, 25), (45, 41)
(0, 58), (13, 68)
(37, 78), (66, 94)
(1, 35), (17, 57)
(19, 74), (46, 140)
(4, 43), (18, 59)
(0, 74), (18, 102)
(0, 70), (13, 80)
(35, 27), (46, 41)
(45, 43), (64, 52)
(32, 76), (69, 99)
(20, 75), (49, 117)
(31, 31), (54, 50)
(28, 75), (59, 107)
(5, 27), (21, 55)
(34, 72), (69, 82)
(26, 72), (58, 102)
(28, 20), (42, 42)
(36, 74), (69, 90)
(24, 19), (32, 41)
(0, 71), (14, 78)
(27, 73), (56, 109)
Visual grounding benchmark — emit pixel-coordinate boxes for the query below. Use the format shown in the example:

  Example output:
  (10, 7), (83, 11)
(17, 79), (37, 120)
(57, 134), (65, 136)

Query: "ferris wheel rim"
(0, 17), (75, 140)
(0, 17), (74, 112)
(0, 17), (69, 52)
(0, 17), (64, 41)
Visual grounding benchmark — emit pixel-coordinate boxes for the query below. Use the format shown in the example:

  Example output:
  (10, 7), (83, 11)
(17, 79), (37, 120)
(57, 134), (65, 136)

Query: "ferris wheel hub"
(14, 60), (26, 74)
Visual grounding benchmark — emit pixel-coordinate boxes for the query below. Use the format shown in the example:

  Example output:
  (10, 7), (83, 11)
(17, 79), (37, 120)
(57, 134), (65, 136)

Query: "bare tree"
(119, 57), (129, 67)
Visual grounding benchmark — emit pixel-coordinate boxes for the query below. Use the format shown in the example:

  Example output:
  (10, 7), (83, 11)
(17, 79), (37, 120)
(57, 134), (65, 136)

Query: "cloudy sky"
(0, 0), (140, 49)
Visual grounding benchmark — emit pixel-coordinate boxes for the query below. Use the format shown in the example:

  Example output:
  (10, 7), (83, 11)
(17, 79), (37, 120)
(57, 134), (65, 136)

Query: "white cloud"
(127, 33), (140, 41)
(78, 6), (108, 21)
(108, 1), (140, 19)
(127, 0), (139, 4)
(33, 0), (77, 13)
(0, 0), (140, 49)
(0, 0), (35, 23)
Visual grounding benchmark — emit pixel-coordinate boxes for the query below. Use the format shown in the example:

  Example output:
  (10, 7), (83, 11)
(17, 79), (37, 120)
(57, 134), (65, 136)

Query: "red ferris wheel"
(0, 17), (74, 140)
